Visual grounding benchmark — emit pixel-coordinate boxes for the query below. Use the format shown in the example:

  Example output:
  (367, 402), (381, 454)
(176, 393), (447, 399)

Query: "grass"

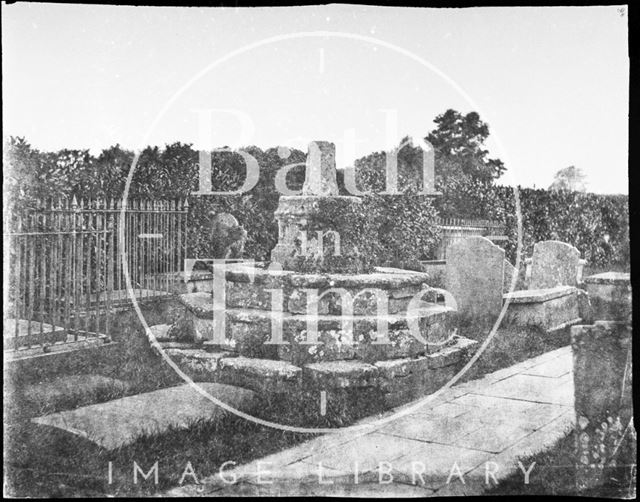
(454, 315), (569, 383)
(3, 297), (373, 497)
(4, 272), (630, 497)
(486, 429), (637, 497)
(4, 412), (314, 497)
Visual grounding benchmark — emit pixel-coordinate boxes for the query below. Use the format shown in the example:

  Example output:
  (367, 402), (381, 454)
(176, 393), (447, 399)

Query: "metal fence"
(435, 217), (507, 260)
(3, 197), (188, 353)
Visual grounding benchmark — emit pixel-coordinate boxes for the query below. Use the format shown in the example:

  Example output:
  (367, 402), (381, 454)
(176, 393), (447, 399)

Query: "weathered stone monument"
(445, 236), (505, 319)
(530, 240), (581, 289)
(572, 321), (633, 491)
(503, 239), (585, 332)
(583, 272), (631, 323)
(270, 141), (367, 273)
(163, 140), (476, 421)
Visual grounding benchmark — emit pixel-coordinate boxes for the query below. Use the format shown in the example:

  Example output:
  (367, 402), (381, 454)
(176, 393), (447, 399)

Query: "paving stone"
(473, 373), (574, 406)
(381, 441), (495, 490)
(454, 422), (536, 453)
(522, 356), (572, 378)
(236, 458), (349, 484)
(407, 401), (471, 420)
(463, 410), (576, 489)
(377, 412), (487, 445)
(495, 409), (575, 461)
(301, 432), (414, 471)
(32, 383), (257, 449)
(163, 347), (577, 497)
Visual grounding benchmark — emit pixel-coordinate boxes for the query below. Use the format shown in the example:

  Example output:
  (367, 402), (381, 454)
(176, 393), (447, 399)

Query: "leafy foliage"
(549, 165), (587, 192)
(426, 108), (506, 184)
(452, 184), (630, 268)
(4, 135), (629, 269)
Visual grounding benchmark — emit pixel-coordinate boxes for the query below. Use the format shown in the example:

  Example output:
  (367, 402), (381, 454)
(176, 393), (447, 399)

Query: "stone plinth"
(155, 139), (466, 424)
(583, 272), (631, 323)
(571, 321), (633, 491)
(270, 195), (367, 273)
(161, 262), (477, 421)
(270, 141), (374, 273)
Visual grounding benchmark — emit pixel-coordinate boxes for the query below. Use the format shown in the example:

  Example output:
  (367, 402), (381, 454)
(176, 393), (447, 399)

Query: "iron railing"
(3, 197), (188, 352)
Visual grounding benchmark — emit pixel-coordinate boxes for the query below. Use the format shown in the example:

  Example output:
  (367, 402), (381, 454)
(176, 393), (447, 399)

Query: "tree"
(549, 165), (587, 192)
(426, 109), (505, 185)
(423, 110), (506, 218)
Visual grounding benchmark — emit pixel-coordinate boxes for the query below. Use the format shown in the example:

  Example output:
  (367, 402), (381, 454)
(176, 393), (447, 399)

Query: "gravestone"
(529, 240), (581, 289)
(502, 259), (517, 293)
(445, 236), (505, 319)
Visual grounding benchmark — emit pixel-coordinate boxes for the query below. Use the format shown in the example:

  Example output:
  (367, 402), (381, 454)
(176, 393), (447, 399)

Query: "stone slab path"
(167, 346), (575, 497)
(32, 383), (257, 450)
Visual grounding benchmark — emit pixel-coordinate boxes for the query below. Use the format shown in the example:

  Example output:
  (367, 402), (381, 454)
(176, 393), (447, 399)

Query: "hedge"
(435, 179), (629, 268)
(5, 138), (629, 269)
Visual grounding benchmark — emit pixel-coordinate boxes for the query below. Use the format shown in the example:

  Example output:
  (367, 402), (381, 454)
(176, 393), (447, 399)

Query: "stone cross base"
(270, 195), (368, 273)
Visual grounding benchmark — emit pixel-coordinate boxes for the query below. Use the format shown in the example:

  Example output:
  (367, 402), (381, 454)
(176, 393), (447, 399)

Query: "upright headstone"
(502, 259), (518, 293)
(529, 240), (581, 289)
(445, 236), (505, 319)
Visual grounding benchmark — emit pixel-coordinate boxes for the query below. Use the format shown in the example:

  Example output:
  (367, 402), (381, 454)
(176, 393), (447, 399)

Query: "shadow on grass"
(486, 429), (636, 497)
(454, 314), (570, 384)
(4, 410), (314, 497)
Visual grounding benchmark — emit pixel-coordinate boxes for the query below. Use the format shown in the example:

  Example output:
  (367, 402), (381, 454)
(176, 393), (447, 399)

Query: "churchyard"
(3, 138), (633, 498)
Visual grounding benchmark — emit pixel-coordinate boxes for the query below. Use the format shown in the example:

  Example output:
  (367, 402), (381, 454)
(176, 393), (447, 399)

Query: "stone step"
(217, 356), (302, 394)
(162, 348), (237, 381)
(177, 263), (436, 311)
(192, 262), (433, 289)
(181, 280), (439, 317)
(180, 292), (450, 325)
(160, 336), (477, 403)
(175, 301), (456, 361)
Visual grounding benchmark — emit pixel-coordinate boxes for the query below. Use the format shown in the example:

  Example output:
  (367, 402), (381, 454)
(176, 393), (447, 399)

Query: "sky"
(2, 3), (629, 193)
